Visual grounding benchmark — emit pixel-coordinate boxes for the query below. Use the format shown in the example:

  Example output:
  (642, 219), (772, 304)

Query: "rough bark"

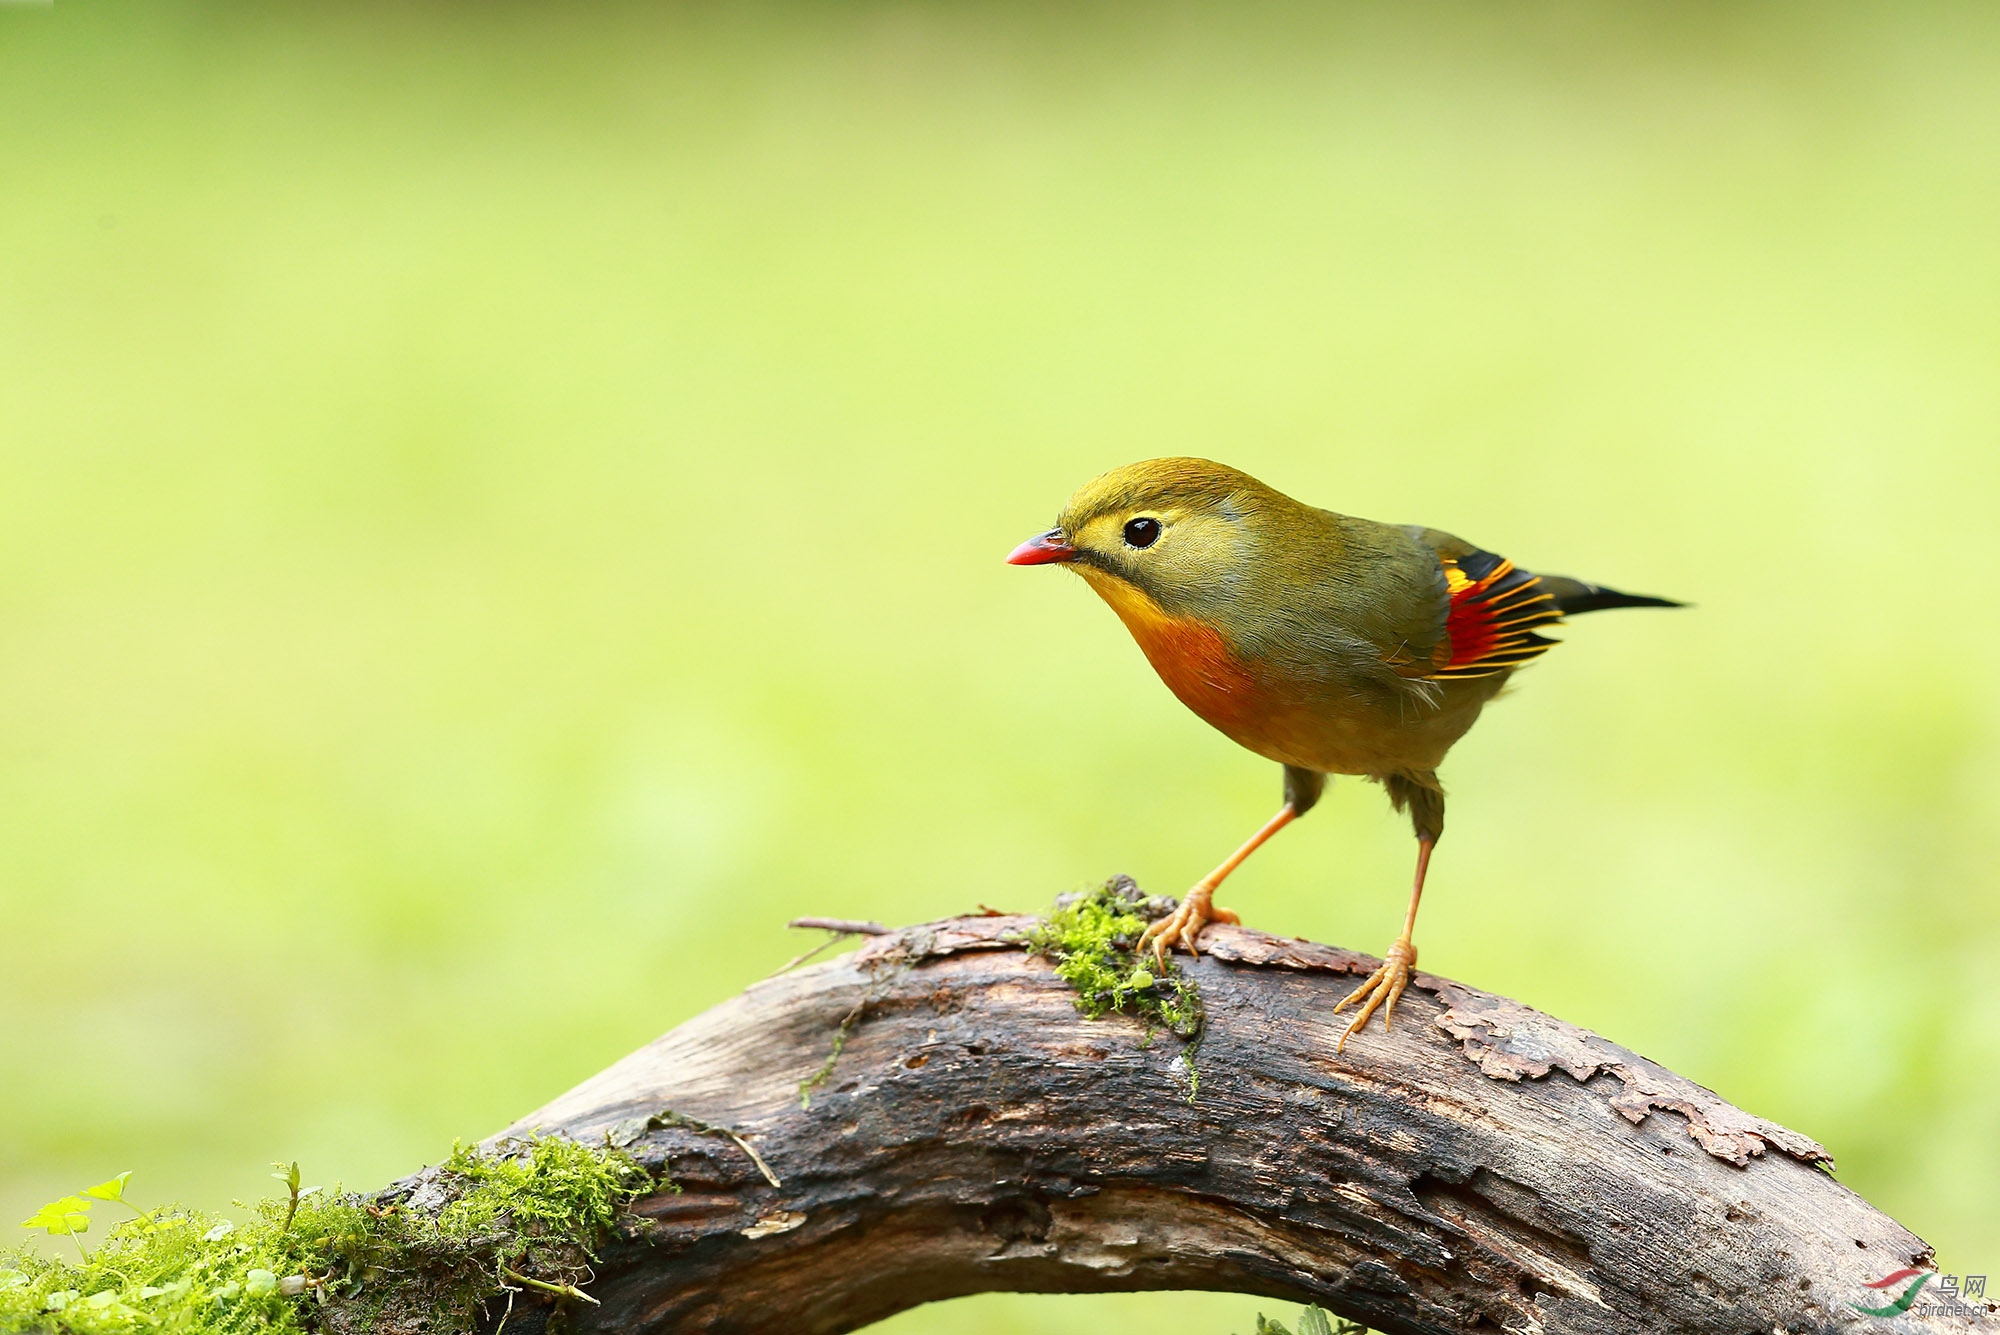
(496, 911), (1988, 1335)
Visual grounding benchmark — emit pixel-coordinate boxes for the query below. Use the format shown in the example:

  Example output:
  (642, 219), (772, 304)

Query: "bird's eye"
(1123, 517), (1161, 548)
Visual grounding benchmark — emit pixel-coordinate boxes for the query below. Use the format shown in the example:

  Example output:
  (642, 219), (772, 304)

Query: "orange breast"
(1079, 568), (1266, 735)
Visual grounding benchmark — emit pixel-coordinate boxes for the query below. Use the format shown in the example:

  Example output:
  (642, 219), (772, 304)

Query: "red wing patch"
(1431, 549), (1565, 678)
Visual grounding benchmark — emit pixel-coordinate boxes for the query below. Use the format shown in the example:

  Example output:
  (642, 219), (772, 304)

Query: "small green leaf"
(0, 1269), (28, 1289)
(82, 1172), (132, 1203)
(213, 1281), (242, 1301)
(271, 1162), (301, 1192)
(21, 1196), (91, 1235)
(201, 1220), (234, 1242)
(245, 1269), (278, 1298)
(44, 1290), (77, 1312)
(84, 1290), (120, 1310)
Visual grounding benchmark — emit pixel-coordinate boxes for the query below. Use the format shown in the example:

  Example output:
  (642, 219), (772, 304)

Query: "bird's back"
(1215, 499), (1691, 772)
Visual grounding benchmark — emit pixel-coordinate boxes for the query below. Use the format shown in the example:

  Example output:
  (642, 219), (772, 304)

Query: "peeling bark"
(497, 912), (1988, 1335)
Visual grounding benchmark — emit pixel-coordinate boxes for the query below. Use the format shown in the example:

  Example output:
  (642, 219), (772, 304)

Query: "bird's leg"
(1331, 836), (1434, 1050)
(1137, 804), (1298, 969)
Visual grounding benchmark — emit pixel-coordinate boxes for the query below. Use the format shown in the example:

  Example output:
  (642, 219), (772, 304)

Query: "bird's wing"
(1402, 529), (1566, 679)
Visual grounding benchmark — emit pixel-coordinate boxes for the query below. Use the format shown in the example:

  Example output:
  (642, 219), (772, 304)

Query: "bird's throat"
(1077, 567), (1261, 730)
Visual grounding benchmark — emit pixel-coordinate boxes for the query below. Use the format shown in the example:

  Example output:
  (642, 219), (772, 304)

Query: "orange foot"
(1331, 938), (1416, 1051)
(1135, 885), (1240, 970)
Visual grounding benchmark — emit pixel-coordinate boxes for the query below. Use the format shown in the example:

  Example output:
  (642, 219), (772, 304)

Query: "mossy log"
(495, 910), (1981, 1335)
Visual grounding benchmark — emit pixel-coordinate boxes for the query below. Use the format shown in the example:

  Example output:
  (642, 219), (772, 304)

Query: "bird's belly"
(1225, 701), (1470, 775)
(1177, 664), (1496, 777)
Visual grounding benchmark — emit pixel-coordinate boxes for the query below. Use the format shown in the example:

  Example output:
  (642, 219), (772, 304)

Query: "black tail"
(1538, 575), (1684, 616)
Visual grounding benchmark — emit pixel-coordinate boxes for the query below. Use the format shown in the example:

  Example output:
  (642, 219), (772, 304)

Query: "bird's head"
(1006, 457), (1270, 615)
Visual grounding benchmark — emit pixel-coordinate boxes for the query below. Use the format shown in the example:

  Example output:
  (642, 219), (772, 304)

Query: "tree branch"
(499, 911), (1981, 1334)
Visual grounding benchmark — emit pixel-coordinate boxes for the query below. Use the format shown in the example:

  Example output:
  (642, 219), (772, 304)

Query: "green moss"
(798, 1002), (863, 1108)
(431, 1137), (641, 1250)
(1023, 877), (1206, 1089)
(1, 1137), (651, 1335)
(1240, 1305), (1367, 1335)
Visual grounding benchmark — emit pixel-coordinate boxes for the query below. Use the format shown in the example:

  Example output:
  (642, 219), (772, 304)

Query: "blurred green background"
(4, 2), (1997, 1329)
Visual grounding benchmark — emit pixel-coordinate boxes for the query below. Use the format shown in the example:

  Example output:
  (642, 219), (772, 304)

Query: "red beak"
(1006, 528), (1078, 566)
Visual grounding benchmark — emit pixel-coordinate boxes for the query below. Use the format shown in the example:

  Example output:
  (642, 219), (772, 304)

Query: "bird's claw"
(1135, 887), (1238, 970)
(1331, 938), (1417, 1051)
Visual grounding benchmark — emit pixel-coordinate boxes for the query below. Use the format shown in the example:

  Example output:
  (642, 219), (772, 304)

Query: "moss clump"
(1, 1136), (651, 1335)
(1241, 1305), (1367, 1335)
(1024, 877), (1206, 1079)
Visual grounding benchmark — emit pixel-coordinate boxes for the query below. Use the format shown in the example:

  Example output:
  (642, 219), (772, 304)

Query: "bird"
(1006, 457), (1679, 1049)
